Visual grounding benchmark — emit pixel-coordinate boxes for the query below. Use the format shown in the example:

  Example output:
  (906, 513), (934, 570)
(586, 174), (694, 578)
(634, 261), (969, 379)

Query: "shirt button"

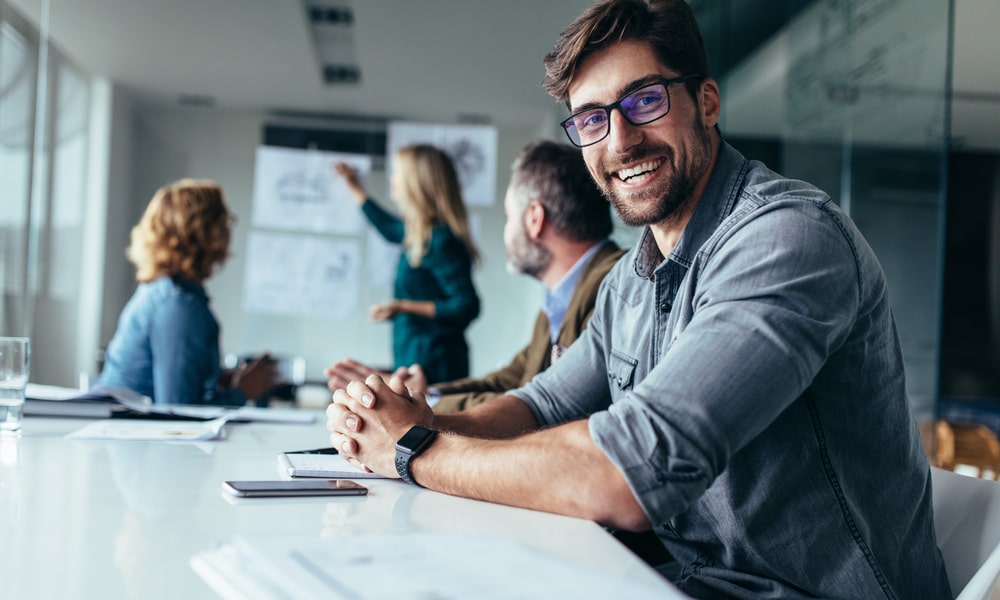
(659, 302), (672, 313)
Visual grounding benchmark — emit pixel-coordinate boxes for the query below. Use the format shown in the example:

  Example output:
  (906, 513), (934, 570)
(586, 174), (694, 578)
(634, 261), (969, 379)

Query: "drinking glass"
(0, 337), (31, 434)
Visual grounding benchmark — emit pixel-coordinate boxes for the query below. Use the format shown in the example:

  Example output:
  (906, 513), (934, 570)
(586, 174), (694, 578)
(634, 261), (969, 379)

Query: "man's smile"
(615, 158), (666, 184)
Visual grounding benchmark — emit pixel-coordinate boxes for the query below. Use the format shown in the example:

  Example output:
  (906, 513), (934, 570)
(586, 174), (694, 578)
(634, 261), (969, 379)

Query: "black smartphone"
(222, 479), (368, 498)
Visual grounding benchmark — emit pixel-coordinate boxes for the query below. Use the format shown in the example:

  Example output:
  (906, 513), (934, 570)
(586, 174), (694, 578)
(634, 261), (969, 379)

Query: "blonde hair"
(394, 145), (480, 267)
(127, 179), (233, 283)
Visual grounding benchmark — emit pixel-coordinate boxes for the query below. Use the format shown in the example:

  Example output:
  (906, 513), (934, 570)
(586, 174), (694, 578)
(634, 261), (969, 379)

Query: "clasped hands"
(326, 372), (434, 477)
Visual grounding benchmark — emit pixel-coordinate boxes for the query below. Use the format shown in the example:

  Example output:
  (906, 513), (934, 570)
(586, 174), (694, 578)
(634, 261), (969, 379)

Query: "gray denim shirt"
(511, 142), (950, 599)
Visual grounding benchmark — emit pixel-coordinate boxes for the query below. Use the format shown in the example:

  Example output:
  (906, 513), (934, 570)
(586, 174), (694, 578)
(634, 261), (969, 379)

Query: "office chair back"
(932, 466), (1000, 600)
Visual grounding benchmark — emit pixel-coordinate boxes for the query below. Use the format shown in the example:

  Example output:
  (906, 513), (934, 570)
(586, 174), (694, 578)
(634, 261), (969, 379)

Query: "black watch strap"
(394, 426), (438, 487)
(395, 451), (419, 486)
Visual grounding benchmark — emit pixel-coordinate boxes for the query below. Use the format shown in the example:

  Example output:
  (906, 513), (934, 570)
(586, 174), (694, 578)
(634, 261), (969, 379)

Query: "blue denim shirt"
(512, 143), (950, 599)
(96, 275), (244, 406)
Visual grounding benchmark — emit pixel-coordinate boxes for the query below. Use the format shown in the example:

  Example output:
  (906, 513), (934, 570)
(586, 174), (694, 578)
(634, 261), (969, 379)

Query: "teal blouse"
(362, 199), (480, 384)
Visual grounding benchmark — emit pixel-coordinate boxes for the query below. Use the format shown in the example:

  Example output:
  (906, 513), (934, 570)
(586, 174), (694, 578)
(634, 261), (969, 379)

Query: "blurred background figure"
(326, 139), (623, 414)
(333, 144), (480, 385)
(95, 179), (283, 405)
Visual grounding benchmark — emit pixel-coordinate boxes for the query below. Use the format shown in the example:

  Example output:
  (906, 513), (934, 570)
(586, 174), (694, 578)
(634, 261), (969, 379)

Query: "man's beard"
(506, 226), (551, 279)
(598, 123), (713, 227)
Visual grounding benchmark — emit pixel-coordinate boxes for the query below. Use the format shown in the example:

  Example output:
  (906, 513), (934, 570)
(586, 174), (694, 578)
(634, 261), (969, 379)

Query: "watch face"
(397, 426), (436, 453)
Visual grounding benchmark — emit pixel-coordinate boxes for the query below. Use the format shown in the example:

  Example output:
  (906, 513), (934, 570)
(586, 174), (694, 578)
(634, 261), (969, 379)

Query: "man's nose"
(605, 108), (643, 154)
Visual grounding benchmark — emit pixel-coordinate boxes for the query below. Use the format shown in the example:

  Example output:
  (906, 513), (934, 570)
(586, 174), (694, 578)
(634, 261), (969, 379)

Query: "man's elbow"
(595, 497), (651, 532)
(569, 479), (651, 532)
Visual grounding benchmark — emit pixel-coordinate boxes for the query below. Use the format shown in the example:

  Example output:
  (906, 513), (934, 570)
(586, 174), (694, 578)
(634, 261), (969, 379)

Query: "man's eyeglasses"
(560, 74), (703, 148)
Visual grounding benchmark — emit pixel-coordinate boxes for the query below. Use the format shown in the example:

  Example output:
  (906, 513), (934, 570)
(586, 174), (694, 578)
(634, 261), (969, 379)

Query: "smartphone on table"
(222, 479), (368, 498)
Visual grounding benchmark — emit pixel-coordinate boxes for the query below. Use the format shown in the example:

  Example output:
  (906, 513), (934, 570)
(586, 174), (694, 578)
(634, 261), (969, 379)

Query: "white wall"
(116, 105), (558, 383)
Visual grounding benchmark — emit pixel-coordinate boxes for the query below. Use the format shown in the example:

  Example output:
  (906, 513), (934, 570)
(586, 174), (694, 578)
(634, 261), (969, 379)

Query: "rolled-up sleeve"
(592, 202), (861, 524)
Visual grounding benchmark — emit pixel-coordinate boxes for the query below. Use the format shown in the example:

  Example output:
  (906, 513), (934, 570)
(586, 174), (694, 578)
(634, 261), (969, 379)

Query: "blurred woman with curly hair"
(95, 179), (281, 405)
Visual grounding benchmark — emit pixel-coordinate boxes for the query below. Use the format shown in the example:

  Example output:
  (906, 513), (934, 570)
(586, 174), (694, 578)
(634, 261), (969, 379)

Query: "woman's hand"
(332, 162), (368, 204)
(369, 300), (401, 321)
(230, 354), (284, 401)
(369, 299), (435, 322)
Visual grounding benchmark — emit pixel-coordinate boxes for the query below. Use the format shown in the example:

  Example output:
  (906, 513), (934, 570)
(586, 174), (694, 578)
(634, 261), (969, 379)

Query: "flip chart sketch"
(386, 121), (498, 206)
(366, 228), (401, 288)
(242, 231), (361, 318)
(252, 146), (371, 234)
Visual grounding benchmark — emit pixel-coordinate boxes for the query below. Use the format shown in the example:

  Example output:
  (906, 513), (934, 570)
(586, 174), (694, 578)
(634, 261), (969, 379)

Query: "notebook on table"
(278, 451), (389, 479)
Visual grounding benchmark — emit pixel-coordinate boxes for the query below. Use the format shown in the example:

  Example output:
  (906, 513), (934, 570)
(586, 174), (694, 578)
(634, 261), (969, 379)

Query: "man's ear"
(524, 200), (545, 239)
(699, 77), (721, 128)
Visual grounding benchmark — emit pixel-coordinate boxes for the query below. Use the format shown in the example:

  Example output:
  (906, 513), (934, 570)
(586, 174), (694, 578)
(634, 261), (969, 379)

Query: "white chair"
(932, 466), (1000, 599)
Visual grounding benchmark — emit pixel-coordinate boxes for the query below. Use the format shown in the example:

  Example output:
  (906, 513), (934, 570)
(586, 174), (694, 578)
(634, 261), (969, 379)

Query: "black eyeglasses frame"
(559, 74), (704, 148)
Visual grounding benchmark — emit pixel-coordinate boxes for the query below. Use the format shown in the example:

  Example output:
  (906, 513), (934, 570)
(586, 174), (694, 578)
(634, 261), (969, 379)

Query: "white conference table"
(0, 411), (684, 599)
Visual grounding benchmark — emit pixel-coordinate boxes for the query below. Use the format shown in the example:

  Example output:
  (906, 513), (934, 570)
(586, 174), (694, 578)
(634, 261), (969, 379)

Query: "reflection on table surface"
(0, 413), (677, 599)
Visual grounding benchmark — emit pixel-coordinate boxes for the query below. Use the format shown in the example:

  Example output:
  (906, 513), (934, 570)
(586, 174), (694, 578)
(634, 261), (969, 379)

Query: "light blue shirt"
(96, 275), (245, 406)
(512, 142), (950, 599)
(542, 241), (606, 343)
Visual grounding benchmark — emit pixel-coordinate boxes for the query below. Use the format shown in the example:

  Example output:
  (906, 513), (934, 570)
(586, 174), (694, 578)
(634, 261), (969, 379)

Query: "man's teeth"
(617, 160), (661, 182)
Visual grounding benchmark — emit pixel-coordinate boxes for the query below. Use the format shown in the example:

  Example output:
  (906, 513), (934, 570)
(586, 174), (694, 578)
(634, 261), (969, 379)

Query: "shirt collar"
(633, 141), (748, 278)
(542, 240), (607, 342)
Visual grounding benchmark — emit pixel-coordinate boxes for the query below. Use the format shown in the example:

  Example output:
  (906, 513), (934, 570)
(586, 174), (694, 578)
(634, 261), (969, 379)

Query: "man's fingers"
(331, 388), (352, 407)
(346, 379), (377, 409)
(333, 435), (357, 456)
(344, 456), (371, 472)
(387, 375), (409, 398)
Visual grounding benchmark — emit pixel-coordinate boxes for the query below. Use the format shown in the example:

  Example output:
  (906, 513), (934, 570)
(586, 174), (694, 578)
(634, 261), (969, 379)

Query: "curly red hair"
(127, 179), (233, 283)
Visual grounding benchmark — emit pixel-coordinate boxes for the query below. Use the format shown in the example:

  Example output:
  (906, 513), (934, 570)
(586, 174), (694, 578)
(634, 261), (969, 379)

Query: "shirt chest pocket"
(608, 349), (638, 393)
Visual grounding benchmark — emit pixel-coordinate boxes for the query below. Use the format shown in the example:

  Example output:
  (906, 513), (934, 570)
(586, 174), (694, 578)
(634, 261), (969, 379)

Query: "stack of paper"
(191, 533), (684, 600)
(65, 417), (230, 442)
(24, 384), (316, 424)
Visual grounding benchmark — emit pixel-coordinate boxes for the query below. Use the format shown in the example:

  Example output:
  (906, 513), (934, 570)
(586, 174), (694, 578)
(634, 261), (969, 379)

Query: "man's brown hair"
(542, 0), (708, 105)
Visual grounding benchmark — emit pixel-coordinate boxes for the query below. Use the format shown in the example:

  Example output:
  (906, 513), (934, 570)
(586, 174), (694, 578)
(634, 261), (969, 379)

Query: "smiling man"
(327, 1), (951, 598)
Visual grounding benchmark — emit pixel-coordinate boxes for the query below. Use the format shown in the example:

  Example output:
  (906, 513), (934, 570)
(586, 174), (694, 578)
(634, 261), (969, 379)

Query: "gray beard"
(507, 234), (551, 279)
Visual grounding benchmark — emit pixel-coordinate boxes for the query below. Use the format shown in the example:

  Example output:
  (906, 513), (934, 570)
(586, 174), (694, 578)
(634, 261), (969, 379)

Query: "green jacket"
(362, 199), (480, 384)
(433, 241), (624, 413)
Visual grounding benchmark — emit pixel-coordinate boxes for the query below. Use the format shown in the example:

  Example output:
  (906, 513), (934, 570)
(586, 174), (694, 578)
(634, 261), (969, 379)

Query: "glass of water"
(0, 337), (31, 434)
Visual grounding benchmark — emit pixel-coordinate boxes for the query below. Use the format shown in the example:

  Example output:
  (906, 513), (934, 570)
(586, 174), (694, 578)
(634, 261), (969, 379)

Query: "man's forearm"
(410, 419), (650, 531)
(432, 395), (538, 438)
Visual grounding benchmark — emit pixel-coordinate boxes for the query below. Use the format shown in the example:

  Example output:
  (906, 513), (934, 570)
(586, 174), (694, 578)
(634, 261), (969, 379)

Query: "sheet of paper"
(242, 230), (361, 318)
(252, 146), (369, 234)
(65, 417), (228, 441)
(192, 533), (682, 600)
(25, 383), (83, 401)
(386, 121), (498, 206)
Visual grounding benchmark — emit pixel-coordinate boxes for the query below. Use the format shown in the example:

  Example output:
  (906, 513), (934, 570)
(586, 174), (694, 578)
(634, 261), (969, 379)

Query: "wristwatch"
(394, 425), (438, 486)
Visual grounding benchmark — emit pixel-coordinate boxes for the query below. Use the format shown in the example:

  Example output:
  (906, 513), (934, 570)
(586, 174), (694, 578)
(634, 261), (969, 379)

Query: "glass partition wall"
(1, 0), (91, 386)
(695, 0), (952, 424)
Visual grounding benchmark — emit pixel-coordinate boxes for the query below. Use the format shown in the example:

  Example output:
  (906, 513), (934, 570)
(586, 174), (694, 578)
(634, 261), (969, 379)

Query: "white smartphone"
(222, 479), (368, 498)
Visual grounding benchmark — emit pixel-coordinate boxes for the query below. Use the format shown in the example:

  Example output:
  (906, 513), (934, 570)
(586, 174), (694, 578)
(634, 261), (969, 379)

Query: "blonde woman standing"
(96, 179), (281, 405)
(334, 145), (480, 384)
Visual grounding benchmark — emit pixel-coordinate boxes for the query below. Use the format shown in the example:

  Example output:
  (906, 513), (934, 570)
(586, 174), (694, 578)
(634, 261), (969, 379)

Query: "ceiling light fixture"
(305, 0), (361, 86)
